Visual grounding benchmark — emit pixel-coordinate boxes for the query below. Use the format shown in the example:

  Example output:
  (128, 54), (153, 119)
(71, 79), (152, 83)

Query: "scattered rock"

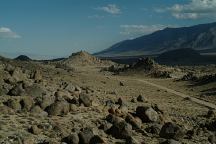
(38, 95), (55, 110)
(20, 97), (34, 111)
(106, 120), (132, 139)
(25, 84), (46, 97)
(79, 93), (92, 107)
(62, 133), (79, 144)
(89, 135), (104, 144)
(30, 105), (48, 117)
(208, 135), (216, 144)
(120, 81), (124, 86)
(125, 136), (139, 144)
(31, 70), (42, 81)
(145, 123), (162, 135)
(4, 99), (21, 111)
(136, 106), (159, 123)
(28, 125), (42, 135)
(160, 139), (181, 144)
(137, 95), (145, 102)
(64, 83), (76, 93)
(78, 128), (94, 144)
(106, 114), (124, 125)
(131, 98), (137, 103)
(125, 114), (142, 130)
(8, 83), (25, 96)
(45, 101), (70, 116)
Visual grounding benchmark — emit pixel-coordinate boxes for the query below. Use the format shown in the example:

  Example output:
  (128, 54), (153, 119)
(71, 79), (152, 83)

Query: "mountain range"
(95, 22), (216, 57)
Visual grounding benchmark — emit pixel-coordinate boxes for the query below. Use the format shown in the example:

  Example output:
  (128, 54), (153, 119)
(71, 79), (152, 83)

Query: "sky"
(1, 0), (216, 59)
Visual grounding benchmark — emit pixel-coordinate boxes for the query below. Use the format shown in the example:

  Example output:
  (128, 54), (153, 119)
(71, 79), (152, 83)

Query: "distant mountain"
(96, 22), (216, 57)
(14, 55), (32, 61)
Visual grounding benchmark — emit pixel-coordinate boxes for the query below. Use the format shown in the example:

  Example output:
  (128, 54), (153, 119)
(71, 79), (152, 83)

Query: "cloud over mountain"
(168, 0), (216, 19)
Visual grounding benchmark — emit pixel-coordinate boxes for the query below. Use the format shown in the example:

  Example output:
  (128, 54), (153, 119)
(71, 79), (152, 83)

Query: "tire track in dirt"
(132, 79), (216, 109)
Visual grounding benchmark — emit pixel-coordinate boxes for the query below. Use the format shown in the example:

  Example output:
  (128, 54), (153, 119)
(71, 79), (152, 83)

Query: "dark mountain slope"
(96, 22), (216, 56)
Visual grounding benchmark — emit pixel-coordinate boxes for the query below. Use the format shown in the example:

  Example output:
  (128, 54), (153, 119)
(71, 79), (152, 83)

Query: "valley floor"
(0, 63), (216, 144)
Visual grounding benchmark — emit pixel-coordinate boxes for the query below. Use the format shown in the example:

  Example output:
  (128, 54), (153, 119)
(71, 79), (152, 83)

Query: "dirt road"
(133, 78), (216, 109)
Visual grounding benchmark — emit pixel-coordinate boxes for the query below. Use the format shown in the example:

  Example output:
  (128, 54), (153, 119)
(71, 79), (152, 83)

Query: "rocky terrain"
(0, 52), (216, 144)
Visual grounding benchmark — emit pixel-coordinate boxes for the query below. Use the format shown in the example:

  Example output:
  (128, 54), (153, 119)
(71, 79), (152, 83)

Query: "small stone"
(137, 95), (145, 102)
(120, 81), (124, 86)
(28, 125), (42, 135)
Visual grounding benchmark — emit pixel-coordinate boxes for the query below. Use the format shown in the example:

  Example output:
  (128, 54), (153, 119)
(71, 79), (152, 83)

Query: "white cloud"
(97, 4), (121, 14)
(0, 27), (21, 39)
(120, 24), (174, 36)
(168, 0), (216, 19)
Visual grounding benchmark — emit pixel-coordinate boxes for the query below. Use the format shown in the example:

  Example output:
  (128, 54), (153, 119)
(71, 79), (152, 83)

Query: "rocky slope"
(0, 55), (216, 144)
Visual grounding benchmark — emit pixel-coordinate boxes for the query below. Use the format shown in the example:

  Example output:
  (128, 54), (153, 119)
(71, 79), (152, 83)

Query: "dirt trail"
(129, 78), (216, 109)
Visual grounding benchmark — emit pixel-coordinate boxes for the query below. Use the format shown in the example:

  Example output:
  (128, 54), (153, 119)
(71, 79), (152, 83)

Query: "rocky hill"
(14, 55), (32, 61)
(55, 51), (114, 70)
(96, 22), (216, 56)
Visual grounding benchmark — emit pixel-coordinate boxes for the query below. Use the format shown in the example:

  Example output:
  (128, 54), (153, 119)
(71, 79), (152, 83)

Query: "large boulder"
(159, 122), (185, 140)
(136, 106), (159, 123)
(106, 121), (132, 139)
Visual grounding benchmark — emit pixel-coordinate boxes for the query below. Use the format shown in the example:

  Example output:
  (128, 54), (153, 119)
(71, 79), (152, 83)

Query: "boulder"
(78, 128), (94, 144)
(4, 99), (21, 111)
(31, 70), (42, 81)
(137, 95), (146, 102)
(62, 133), (79, 144)
(106, 114), (124, 125)
(89, 135), (104, 144)
(159, 122), (185, 140)
(136, 106), (159, 123)
(8, 83), (25, 96)
(79, 93), (92, 107)
(28, 125), (42, 135)
(20, 97), (34, 111)
(38, 95), (55, 110)
(45, 101), (70, 116)
(24, 84), (46, 97)
(125, 114), (142, 130)
(30, 105), (48, 117)
(145, 123), (162, 135)
(106, 121), (132, 139)
(64, 83), (76, 93)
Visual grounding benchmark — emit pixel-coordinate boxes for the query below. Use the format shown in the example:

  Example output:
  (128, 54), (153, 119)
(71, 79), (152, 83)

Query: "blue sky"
(0, 0), (216, 59)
